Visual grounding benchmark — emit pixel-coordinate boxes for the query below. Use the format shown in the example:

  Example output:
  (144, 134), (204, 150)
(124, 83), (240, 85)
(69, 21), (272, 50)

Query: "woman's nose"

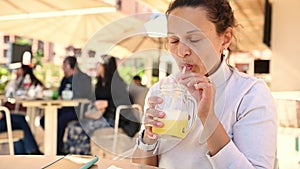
(177, 41), (191, 58)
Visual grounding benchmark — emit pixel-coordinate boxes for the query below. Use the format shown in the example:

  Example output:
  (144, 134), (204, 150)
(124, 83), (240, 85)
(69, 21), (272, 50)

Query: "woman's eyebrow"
(186, 29), (202, 33)
(167, 30), (203, 35)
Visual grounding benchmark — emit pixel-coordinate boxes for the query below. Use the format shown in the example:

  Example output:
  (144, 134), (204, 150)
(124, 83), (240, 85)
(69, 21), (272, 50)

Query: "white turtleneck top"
(142, 61), (277, 169)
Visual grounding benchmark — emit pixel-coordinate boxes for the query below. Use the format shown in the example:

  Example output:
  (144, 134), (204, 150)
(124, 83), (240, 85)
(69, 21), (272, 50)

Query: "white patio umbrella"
(0, 0), (114, 16)
(138, 0), (269, 52)
(84, 13), (168, 55)
(0, 12), (135, 47)
(0, 0), (126, 47)
(80, 14), (169, 82)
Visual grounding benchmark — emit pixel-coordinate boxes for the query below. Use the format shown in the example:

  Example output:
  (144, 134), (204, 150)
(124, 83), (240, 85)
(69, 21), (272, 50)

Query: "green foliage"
(118, 67), (133, 84)
(15, 38), (32, 46)
(33, 49), (44, 67)
(151, 76), (159, 84)
(33, 63), (63, 89)
(0, 66), (11, 94)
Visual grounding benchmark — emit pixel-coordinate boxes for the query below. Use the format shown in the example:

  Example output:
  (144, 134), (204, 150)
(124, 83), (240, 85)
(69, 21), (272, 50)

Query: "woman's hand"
(94, 100), (108, 110)
(178, 72), (215, 122)
(143, 96), (165, 141)
(83, 100), (108, 120)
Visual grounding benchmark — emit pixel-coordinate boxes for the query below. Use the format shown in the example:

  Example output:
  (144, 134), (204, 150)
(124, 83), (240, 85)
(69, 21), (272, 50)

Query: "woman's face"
(96, 63), (105, 77)
(167, 7), (231, 75)
(16, 67), (24, 77)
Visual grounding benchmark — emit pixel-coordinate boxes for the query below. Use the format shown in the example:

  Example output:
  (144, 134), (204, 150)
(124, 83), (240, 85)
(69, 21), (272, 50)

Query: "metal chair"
(113, 104), (142, 151)
(0, 106), (24, 155)
(91, 104), (143, 160)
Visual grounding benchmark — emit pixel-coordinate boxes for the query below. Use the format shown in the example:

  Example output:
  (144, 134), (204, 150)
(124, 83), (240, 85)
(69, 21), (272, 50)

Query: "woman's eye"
(188, 38), (202, 43)
(168, 37), (179, 44)
(170, 40), (179, 44)
(187, 35), (204, 43)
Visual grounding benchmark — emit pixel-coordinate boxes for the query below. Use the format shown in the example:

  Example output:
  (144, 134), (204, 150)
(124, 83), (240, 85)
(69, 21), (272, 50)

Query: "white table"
(0, 155), (160, 169)
(20, 99), (90, 155)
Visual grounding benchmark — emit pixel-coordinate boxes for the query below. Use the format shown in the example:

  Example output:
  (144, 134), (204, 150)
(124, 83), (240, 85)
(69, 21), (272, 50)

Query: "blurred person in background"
(2, 64), (43, 155)
(40, 56), (93, 155)
(0, 112), (42, 154)
(64, 54), (140, 155)
(133, 75), (143, 86)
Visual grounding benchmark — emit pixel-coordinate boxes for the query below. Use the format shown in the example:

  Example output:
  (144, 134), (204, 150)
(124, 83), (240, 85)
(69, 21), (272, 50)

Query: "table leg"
(44, 106), (57, 156)
(27, 107), (36, 134)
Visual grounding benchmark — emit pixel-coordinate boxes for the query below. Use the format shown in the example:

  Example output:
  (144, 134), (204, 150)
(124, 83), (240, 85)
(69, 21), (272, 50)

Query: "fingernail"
(152, 134), (158, 139)
(158, 112), (165, 118)
(156, 121), (163, 127)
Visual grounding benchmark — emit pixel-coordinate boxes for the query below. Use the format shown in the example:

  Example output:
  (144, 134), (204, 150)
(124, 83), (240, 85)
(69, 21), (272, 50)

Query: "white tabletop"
(0, 155), (160, 169)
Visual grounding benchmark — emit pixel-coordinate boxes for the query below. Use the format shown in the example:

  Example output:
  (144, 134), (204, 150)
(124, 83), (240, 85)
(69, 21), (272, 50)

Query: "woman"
(0, 110), (42, 154)
(20, 64), (43, 89)
(64, 55), (139, 155)
(1, 65), (43, 154)
(5, 64), (43, 94)
(132, 0), (277, 168)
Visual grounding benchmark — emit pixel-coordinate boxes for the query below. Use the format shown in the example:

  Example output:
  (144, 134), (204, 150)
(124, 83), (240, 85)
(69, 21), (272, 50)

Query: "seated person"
(0, 112), (42, 154)
(128, 75), (148, 109)
(40, 56), (93, 155)
(4, 64), (43, 112)
(64, 55), (140, 155)
(132, 75), (143, 86)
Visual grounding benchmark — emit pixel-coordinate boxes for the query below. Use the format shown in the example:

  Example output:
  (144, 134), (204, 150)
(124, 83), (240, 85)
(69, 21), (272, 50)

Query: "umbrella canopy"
(0, 12), (134, 47)
(0, 0), (113, 16)
(0, 0), (127, 47)
(80, 14), (169, 80)
(138, 0), (269, 52)
(83, 13), (168, 56)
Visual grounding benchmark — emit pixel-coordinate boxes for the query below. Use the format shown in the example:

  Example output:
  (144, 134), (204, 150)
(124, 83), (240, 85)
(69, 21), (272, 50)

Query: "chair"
(113, 104), (143, 151)
(91, 104), (143, 160)
(0, 106), (24, 155)
(128, 84), (148, 109)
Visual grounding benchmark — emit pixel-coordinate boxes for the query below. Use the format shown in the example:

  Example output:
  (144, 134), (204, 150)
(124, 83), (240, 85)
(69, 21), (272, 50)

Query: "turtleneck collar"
(208, 60), (232, 88)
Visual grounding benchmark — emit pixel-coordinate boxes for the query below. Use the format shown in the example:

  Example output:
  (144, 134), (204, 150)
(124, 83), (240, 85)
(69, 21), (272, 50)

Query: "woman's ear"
(222, 27), (233, 49)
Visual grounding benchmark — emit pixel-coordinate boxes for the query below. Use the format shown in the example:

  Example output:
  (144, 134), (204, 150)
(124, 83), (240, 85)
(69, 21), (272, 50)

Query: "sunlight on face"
(167, 7), (223, 76)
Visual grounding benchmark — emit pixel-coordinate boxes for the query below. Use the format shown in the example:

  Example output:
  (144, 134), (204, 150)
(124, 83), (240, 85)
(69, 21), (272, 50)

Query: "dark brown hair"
(96, 54), (118, 86)
(166, 0), (237, 35)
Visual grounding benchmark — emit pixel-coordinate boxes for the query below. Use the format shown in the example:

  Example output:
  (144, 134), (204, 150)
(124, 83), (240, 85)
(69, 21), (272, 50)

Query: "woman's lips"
(183, 64), (193, 72)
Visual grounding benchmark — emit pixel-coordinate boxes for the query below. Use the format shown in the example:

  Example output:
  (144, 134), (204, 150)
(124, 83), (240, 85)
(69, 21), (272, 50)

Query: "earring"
(222, 48), (228, 58)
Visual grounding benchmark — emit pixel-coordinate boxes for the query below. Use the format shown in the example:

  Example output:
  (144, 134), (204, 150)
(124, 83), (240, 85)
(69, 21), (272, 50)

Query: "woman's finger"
(193, 82), (213, 91)
(145, 127), (158, 139)
(145, 108), (165, 126)
(145, 107), (165, 118)
(178, 73), (207, 87)
(148, 96), (163, 108)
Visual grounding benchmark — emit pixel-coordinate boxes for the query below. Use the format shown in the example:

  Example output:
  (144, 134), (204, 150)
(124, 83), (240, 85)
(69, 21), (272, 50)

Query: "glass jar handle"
(186, 96), (197, 133)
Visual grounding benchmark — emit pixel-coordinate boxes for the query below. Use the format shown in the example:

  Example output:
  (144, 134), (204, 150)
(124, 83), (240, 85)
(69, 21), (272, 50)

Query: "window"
(3, 49), (8, 58)
(4, 36), (9, 44)
(38, 40), (44, 50)
(74, 48), (81, 58)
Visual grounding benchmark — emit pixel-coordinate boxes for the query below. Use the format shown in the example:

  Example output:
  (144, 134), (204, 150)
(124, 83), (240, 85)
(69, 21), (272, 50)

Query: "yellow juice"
(153, 120), (188, 138)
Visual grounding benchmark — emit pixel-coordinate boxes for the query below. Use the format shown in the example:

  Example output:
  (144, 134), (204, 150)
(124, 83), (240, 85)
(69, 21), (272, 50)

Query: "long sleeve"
(208, 80), (277, 169)
(150, 63), (277, 169)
